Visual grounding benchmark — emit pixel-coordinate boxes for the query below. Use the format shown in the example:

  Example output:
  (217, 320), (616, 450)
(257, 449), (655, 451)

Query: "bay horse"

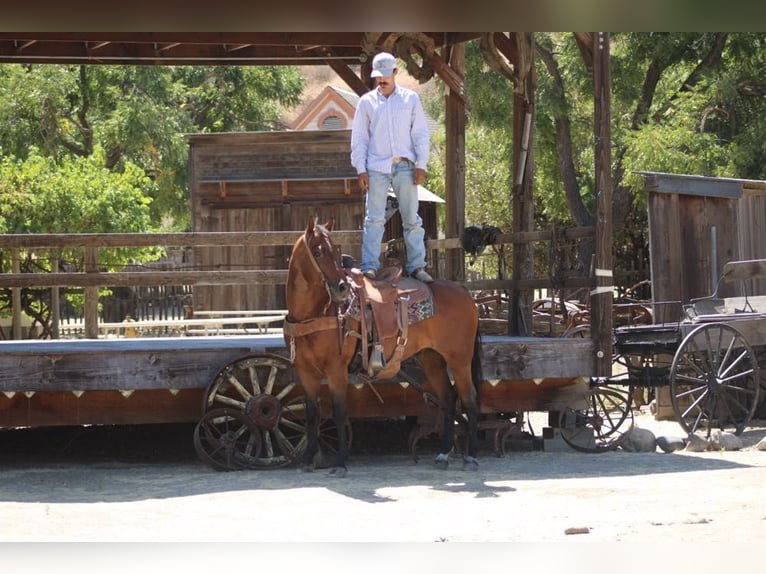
(284, 218), (482, 476)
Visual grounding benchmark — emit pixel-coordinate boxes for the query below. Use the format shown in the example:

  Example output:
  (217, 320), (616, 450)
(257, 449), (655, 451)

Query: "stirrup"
(368, 344), (385, 376)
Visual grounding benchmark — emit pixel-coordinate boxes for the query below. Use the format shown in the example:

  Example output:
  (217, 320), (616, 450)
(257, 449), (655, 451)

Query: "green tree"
(0, 64), (304, 228)
(0, 147), (157, 330)
(428, 33), (766, 293)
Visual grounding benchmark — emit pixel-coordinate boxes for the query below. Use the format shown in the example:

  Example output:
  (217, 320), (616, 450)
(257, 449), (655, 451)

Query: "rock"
(756, 436), (766, 451)
(622, 426), (657, 452)
(656, 435), (686, 453)
(684, 433), (709, 452)
(709, 430), (743, 451)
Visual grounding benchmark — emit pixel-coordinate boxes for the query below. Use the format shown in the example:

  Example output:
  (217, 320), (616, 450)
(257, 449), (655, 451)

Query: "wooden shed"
(642, 171), (766, 321)
(187, 129), (442, 312)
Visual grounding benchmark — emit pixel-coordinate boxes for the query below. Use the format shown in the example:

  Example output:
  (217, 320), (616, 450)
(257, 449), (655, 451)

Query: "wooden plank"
(480, 336), (594, 380)
(723, 259), (766, 282)
(0, 269), (289, 288)
(648, 191), (683, 322)
(0, 336), (286, 393)
(0, 335), (594, 394)
(639, 172), (748, 198)
(0, 230), (362, 249)
(0, 389), (204, 428)
(0, 377), (587, 428)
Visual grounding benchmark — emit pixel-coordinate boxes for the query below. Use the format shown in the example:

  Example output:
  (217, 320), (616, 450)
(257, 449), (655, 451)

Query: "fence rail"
(1, 228), (600, 339)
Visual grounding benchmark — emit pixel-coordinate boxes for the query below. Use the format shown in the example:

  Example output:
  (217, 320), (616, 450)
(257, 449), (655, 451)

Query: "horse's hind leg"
(451, 364), (480, 471)
(435, 381), (458, 470)
(418, 350), (456, 469)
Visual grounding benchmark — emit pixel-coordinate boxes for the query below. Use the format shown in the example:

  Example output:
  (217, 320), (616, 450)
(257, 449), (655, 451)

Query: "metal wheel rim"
(670, 323), (760, 437)
(559, 388), (633, 453)
(193, 408), (263, 471)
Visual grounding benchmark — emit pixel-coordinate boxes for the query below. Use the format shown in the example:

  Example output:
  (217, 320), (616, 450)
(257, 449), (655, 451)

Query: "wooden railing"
(1, 227), (599, 339)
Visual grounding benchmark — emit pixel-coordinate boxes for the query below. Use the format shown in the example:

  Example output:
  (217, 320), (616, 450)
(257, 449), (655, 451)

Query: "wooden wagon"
(554, 172), (766, 453)
(556, 258), (766, 453)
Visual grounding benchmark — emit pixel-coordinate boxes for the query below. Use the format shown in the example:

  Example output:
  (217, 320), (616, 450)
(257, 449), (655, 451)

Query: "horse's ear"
(305, 217), (316, 239)
(325, 218), (335, 232)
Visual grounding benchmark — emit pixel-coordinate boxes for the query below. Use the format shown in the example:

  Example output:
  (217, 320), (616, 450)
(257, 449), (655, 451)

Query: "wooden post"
(50, 249), (60, 339)
(84, 246), (100, 339)
(509, 33), (536, 336)
(11, 249), (21, 339)
(591, 32), (614, 376)
(444, 43), (466, 281)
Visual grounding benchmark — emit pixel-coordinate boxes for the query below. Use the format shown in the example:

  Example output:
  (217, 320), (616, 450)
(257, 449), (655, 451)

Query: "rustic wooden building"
(187, 129), (443, 312)
(642, 171), (766, 322)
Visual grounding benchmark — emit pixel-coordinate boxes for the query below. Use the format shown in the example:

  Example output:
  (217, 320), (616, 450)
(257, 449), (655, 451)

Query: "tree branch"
(535, 40), (594, 227)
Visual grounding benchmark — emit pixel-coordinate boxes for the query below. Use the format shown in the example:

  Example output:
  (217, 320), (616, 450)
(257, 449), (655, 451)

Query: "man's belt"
(392, 156), (413, 164)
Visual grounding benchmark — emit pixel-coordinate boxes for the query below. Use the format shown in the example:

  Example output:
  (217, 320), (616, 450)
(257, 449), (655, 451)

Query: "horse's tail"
(471, 325), (483, 404)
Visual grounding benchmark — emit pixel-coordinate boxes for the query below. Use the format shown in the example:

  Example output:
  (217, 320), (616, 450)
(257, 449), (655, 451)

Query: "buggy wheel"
(670, 323), (760, 437)
(201, 353), (307, 468)
(559, 388), (633, 453)
(193, 408), (262, 471)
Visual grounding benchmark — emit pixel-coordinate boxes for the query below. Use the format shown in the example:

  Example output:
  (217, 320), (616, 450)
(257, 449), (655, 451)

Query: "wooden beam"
(429, 52), (466, 103)
(510, 33), (536, 336)
(444, 43), (466, 280)
(0, 230), (362, 249)
(492, 32), (518, 64)
(323, 50), (369, 96)
(591, 32), (614, 376)
(0, 270), (290, 289)
(574, 32), (594, 72)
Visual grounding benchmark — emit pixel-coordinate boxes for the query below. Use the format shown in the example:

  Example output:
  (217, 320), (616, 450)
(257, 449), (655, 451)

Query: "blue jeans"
(361, 163), (427, 274)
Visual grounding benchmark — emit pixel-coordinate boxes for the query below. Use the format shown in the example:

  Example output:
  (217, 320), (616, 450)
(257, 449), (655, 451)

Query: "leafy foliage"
(0, 64), (304, 229)
(428, 33), (766, 291)
(0, 147), (155, 267)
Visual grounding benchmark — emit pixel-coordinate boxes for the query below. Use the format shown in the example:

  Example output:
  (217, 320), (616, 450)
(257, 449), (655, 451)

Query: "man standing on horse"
(350, 51), (433, 283)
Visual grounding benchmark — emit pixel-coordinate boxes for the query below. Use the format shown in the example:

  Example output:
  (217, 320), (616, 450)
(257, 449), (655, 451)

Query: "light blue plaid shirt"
(350, 85), (430, 174)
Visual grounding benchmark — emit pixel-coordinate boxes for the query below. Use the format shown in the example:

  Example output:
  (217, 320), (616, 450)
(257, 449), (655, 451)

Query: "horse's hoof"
(328, 466), (347, 478)
(434, 453), (449, 470)
(462, 457), (479, 471)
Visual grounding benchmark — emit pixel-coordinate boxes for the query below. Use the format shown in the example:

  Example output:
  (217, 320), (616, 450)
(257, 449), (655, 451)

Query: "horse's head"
(301, 217), (352, 305)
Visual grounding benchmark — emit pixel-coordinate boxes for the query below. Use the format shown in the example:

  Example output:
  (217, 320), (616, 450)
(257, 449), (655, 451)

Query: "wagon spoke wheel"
(559, 388), (633, 453)
(193, 408), (262, 471)
(670, 323), (760, 438)
(201, 353), (307, 468)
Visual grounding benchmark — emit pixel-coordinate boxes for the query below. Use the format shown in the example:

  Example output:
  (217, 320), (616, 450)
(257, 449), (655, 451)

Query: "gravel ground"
(1, 413), (765, 547)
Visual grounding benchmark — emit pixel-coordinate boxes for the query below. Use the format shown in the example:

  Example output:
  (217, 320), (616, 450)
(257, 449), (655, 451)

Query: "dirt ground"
(1, 411), (765, 551)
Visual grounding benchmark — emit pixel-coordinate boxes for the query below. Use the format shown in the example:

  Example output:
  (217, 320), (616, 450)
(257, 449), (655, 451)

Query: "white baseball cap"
(371, 52), (397, 78)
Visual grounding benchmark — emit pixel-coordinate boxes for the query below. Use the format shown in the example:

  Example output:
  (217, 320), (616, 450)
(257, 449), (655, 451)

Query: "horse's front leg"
(328, 390), (349, 477)
(294, 368), (322, 472)
(301, 391), (321, 473)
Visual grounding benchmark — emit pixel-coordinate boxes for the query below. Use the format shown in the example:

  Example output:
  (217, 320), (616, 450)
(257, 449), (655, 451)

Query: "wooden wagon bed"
(0, 335), (592, 429)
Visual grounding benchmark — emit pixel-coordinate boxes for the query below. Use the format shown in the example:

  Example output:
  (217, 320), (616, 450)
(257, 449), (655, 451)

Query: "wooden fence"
(0, 227), (602, 340)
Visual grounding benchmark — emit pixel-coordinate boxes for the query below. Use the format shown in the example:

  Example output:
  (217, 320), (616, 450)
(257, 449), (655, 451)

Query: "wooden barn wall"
(737, 189), (766, 295)
(187, 130), (440, 312)
(188, 130), (358, 312)
(647, 185), (766, 320)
